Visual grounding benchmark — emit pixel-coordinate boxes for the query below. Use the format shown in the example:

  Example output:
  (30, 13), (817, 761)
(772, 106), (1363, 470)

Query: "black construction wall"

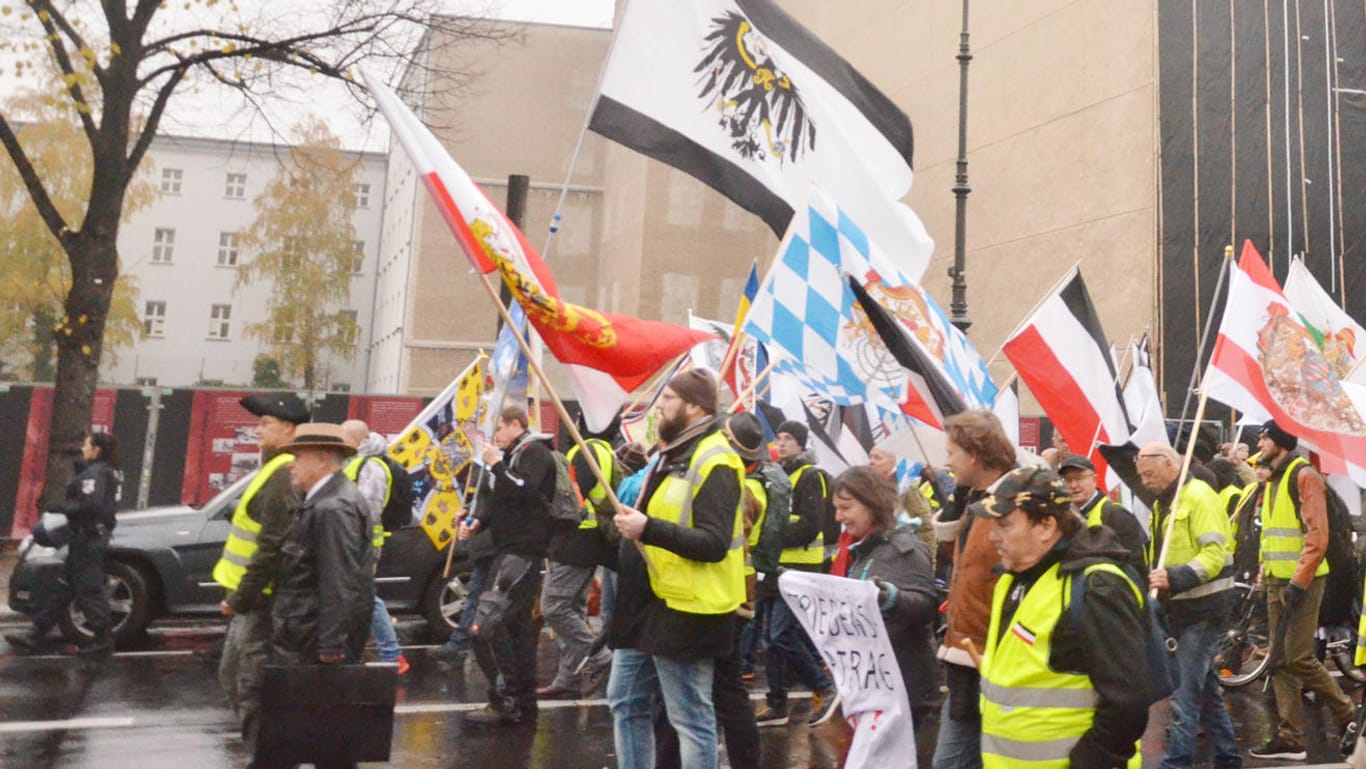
(1158, 0), (1366, 413)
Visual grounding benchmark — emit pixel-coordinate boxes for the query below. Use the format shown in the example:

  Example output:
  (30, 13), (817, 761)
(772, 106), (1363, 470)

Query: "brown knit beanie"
(667, 369), (719, 415)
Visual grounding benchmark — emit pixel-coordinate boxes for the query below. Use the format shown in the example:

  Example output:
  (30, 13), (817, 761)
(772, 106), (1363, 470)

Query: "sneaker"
(430, 645), (467, 669)
(395, 655), (411, 676)
(1248, 737), (1307, 760)
(462, 703), (530, 726)
(808, 688), (842, 726)
(73, 629), (114, 659)
(754, 703), (789, 727)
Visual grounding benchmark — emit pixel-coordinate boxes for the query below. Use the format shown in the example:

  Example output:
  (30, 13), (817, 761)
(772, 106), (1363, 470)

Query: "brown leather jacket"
(931, 482), (1004, 668)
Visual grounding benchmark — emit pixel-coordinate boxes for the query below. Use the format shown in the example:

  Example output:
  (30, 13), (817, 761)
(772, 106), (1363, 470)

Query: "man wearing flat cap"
(213, 392), (309, 751)
(978, 467), (1148, 769)
(1249, 420), (1354, 760)
(607, 368), (745, 769)
(1058, 454), (1149, 583)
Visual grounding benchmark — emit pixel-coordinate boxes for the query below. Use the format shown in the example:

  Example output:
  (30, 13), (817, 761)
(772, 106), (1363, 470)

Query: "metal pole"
(949, 0), (973, 332)
(136, 387), (162, 508)
(1175, 245), (1234, 428)
(499, 174), (530, 334)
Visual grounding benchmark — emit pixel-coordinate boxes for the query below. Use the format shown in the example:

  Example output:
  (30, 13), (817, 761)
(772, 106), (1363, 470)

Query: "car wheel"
(421, 568), (471, 642)
(59, 561), (151, 647)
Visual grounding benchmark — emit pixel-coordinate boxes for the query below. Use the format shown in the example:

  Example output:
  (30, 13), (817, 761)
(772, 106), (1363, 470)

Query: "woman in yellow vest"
(979, 467), (1149, 769)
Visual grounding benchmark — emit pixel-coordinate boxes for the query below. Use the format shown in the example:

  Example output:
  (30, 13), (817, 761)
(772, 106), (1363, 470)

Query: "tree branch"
(0, 113), (71, 245)
(125, 65), (187, 175)
(27, 0), (101, 140)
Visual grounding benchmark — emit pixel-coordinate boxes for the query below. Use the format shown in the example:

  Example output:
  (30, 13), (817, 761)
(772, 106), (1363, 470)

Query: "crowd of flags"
(358, 0), (1366, 583)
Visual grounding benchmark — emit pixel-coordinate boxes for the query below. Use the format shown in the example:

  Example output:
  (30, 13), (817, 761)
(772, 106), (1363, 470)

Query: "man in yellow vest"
(213, 392), (308, 750)
(1138, 442), (1240, 769)
(1058, 455), (1148, 582)
(755, 419), (839, 728)
(1249, 421), (1355, 760)
(979, 466), (1148, 769)
(607, 369), (744, 769)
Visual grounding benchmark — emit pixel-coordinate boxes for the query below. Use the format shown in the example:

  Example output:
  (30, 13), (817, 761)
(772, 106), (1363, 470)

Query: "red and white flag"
(365, 72), (715, 431)
(1002, 269), (1132, 488)
(1204, 241), (1366, 485)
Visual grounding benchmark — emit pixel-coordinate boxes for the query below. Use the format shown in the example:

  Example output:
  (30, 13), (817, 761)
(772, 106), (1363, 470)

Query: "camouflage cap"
(981, 466), (1074, 519)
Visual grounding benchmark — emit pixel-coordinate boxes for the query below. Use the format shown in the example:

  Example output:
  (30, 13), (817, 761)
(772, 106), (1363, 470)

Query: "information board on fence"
(779, 570), (917, 769)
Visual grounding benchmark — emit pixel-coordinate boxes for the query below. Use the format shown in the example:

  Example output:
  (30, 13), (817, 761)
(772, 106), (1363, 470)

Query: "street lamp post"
(949, 0), (972, 332)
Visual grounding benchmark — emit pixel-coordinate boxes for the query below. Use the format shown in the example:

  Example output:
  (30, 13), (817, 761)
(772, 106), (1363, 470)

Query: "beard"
(657, 409), (688, 444)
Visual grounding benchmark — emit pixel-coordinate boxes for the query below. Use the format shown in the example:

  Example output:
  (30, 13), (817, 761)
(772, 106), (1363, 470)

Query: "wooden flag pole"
(716, 330), (749, 395)
(1150, 386), (1211, 598)
(986, 260), (1084, 368)
(728, 358), (782, 413)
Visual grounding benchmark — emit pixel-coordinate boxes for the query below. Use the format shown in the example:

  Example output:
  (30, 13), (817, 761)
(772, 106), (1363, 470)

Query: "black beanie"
(667, 369), (718, 415)
(1261, 420), (1298, 451)
(776, 420), (809, 449)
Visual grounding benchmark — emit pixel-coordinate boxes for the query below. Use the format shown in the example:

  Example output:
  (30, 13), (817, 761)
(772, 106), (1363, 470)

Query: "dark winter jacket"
(749, 459), (790, 595)
(779, 452), (831, 572)
(58, 458), (122, 533)
(841, 527), (939, 712)
(549, 443), (611, 568)
(226, 449), (300, 614)
(991, 525), (1150, 769)
(271, 472), (374, 663)
(611, 418), (741, 660)
(1077, 493), (1150, 588)
(476, 431), (556, 559)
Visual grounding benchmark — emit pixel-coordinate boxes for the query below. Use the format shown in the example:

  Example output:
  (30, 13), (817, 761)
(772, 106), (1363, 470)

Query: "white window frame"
(152, 228), (175, 263)
(225, 172), (247, 199)
(354, 182), (370, 208)
(143, 300), (166, 337)
(160, 168), (183, 194)
(217, 232), (239, 267)
(208, 303), (232, 339)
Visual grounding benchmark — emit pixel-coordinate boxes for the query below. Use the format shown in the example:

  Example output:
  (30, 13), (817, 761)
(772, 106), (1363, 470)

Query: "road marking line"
(393, 691), (809, 715)
(0, 717), (135, 733)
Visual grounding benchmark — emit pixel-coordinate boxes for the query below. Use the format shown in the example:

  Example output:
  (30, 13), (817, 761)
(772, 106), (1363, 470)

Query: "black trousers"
(472, 555), (544, 716)
(36, 531), (109, 634)
(654, 627), (760, 769)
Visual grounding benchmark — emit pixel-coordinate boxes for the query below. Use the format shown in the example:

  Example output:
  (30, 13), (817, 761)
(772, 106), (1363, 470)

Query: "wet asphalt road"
(0, 615), (1356, 769)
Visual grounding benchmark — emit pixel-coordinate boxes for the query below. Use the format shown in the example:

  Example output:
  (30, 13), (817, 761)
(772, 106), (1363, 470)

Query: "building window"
(152, 228), (175, 263)
(208, 303), (232, 339)
(217, 232), (239, 267)
(143, 300), (166, 337)
(351, 240), (365, 274)
(225, 172), (246, 199)
(354, 182), (370, 208)
(135, 376), (158, 387)
(340, 309), (359, 346)
(160, 168), (183, 194)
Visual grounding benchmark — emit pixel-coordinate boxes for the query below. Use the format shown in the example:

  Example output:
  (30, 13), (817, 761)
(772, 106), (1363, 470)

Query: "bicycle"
(1214, 580), (1364, 688)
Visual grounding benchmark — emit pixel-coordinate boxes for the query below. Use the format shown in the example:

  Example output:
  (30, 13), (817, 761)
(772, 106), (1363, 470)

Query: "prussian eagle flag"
(1204, 241), (1366, 485)
(590, 0), (934, 279)
(1002, 269), (1132, 489)
(365, 72), (715, 431)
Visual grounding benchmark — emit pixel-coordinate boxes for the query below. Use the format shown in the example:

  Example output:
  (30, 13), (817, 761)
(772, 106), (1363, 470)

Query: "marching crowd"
(8, 367), (1366, 769)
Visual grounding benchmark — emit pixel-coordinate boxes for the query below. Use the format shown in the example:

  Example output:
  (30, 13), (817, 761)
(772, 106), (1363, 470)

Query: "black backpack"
(1067, 563), (1178, 705)
(378, 455), (417, 532)
(1285, 462), (1359, 625)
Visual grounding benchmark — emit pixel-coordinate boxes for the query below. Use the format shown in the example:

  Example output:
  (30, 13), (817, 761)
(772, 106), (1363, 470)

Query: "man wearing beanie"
(607, 368), (744, 769)
(1249, 420), (1355, 760)
(755, 419), (839, 727)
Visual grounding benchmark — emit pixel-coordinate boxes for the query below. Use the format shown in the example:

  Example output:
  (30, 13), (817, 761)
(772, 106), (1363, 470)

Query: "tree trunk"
(39, 235), (115, 512)
(30, 306), (56, 382)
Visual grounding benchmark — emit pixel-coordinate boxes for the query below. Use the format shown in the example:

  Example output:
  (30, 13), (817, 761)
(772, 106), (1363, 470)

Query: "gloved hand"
(871, 576), (898, 612)
(1283, 582), (1308, 615)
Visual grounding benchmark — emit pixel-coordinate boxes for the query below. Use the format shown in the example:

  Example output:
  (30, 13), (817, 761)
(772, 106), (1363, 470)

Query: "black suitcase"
(256, 663), (398, 765)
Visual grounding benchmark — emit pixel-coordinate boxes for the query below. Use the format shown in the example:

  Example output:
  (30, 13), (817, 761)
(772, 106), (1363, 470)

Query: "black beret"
(239, 392), (311, 425)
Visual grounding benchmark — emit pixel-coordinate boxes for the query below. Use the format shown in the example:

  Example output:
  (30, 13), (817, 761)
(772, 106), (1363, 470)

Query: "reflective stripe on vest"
(1357, 568), (1366, 666)
(781, 464), (826, 565)
(567, 439), (614, 530)
(343, 455), (390, 548)
(212, 453), (295, 592)
(643, 432), (747, 614)
(1260, 457), (1329, 580)
(743, 476), (768, 576)
(980, 561), (1142, 769)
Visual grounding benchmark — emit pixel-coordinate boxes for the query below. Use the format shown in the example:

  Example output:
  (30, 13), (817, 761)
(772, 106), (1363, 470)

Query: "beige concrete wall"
(780, 0), (1161, 409)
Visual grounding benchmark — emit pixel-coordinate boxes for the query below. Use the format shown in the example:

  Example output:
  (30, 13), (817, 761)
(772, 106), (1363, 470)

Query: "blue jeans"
(609, 648), (717, 769)
(931, 692), (982, 769)
(370, 594), (400, 662)
(443, 560), (490, 655)
(763, 595), (832, 707)
(1160, 620), (1241, 769)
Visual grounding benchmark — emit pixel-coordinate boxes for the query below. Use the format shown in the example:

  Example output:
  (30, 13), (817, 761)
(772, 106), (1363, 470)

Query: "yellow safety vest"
(780, 464), (826, 565)
(1146, 479), (1234, 600)
(743, 476), (768, 576)
(567, 438), (614, 530)
(643, 431), (746, 615)
(343, 455), (390, 549)
(212, 452), (295, 592)
(980, 561), (1143, 769)
(1260, 456), (1329, 580)
(1356, 568), (1366, 665)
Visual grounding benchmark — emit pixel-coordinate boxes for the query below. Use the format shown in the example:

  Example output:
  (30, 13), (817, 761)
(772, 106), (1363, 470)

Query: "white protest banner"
(779, 570), (917, 769)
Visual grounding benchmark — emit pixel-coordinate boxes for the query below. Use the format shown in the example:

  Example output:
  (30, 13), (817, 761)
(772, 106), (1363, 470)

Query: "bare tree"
(0, 1), (502, 510)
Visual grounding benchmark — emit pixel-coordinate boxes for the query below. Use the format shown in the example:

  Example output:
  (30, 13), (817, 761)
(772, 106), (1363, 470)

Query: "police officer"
(7, 430), (123, 656)
(979, 467), (1148, 769)
(213, 393), (309, 750)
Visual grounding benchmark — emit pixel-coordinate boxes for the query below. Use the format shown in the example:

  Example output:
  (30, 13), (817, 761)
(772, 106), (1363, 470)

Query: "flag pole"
(471, 271), (654, 570)
(986, 261), (1082, 367)
(727, 358), (781, 413)
(1174, 244), (1234, 430)
(1151, 386), (1210, 599)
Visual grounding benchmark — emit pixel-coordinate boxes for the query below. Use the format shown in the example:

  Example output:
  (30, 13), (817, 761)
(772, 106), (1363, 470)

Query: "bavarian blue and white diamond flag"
(742, 188), (996, 415)
(590, 0), (934, 279)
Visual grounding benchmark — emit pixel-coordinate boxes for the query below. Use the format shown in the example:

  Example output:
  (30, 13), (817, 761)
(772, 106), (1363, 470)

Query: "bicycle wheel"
(1215, 584), (1271, 688)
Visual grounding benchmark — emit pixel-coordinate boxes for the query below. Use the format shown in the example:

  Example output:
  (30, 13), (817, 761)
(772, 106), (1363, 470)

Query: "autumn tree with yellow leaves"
(235, 117), (361, 391)
(0, 0), (500, 508)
